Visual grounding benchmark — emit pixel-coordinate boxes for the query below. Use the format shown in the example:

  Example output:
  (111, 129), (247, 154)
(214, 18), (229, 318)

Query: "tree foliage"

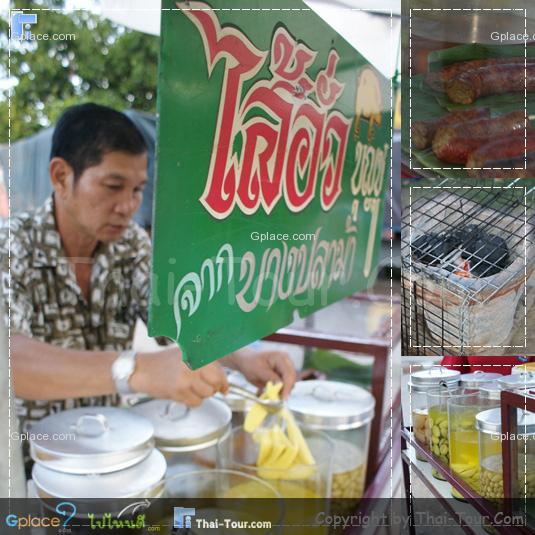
(0, 0), (159, 143)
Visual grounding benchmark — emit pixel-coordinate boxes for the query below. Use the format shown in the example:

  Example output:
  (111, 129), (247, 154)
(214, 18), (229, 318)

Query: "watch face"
(116, 356), (134, 377)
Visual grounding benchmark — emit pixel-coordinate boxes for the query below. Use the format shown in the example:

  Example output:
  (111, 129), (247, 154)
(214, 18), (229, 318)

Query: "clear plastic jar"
(476, 408), (535, 502)
(409, 367), (461, 461)
(427, 386), (479, 480)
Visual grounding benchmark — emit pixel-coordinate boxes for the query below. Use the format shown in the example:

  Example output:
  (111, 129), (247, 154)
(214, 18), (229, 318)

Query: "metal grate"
(401, 179), (535, 356)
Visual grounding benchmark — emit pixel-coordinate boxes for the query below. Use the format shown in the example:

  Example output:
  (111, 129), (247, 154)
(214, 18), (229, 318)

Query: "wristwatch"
(112, 349), (137, 395)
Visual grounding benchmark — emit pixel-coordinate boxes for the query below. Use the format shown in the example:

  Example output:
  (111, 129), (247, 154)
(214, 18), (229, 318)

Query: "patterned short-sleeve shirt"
(0, 196), (152, 428)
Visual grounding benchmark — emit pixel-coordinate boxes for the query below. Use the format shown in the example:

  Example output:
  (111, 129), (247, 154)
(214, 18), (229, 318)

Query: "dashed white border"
(6, 4), (398, 503)
(407, 362), (531, 525)
(409, 8), (528, 172)
(407, 186), (529, 350)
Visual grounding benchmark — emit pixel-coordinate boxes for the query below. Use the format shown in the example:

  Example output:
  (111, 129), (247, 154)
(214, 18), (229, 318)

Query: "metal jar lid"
(215, 370), (256, 412)
(32, 449), (166, 499)
(130, 398), (231, 452)
(476, 408), (535, 435)
(513, 363), (535, 374)
(286, 380), (375, 430)
(479, 382), (503, 400)
(498, 372), (535, 389)
(30, 407), (155, 474)
(460, 371), (503, 388)
(408, 367), (461, 392)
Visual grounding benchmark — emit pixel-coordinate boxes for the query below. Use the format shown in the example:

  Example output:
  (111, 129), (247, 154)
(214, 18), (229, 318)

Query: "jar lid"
(498, 372), (535, 389)
(215, 370), (256, 412)
(460, 371), (503, 388)
(130, 398), (231, 450)
(30, 407), (154, 474)
(513, 363), (535, 374)
(32, 449), (166, 499)
(476, 408), (535, 435)
(409, 367), (461, 392)
(286, 380), (375, 430)
(479, 382), (503, 400)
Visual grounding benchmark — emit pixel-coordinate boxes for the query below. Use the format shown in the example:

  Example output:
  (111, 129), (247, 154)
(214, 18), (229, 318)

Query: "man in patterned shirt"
(0, 103), (296, 430)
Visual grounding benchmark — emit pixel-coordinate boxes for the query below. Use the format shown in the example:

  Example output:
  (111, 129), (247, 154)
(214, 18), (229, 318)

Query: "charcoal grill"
(401, 180), (535, 356)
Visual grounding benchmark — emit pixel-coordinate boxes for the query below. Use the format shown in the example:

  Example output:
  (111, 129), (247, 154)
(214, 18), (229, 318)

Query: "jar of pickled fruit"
(286, 380), (375, 500)
(409, 367), (461, 461)
(427, 386), (478, 480)
(476, 408), (535, 503)
(448, 391), (498, 493)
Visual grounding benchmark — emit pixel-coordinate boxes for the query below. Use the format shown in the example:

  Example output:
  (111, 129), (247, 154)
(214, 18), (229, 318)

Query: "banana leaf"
(404, 43), (535, 177)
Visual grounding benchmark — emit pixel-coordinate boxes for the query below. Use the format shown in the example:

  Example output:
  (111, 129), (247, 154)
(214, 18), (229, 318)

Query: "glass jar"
(130, 398), (231, 476)
(218, 425), (333, 499)
(448, 391), (498, 492)
(476, 408), (535, 503)
(427, 386), (479, 480)
(286, 380), (375, 501)
(409, 367), (461, 460)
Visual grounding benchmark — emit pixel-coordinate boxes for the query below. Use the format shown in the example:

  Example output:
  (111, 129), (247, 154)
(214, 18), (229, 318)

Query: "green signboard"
(149, 0), (391, 368)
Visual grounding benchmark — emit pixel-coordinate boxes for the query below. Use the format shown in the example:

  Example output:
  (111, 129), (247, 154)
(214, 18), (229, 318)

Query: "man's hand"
(225, 349), (297, 399)
(131, 348), (229, 407)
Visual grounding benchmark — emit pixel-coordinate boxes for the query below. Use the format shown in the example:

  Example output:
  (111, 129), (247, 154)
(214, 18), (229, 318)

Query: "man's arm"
(12, 334), (228, 405)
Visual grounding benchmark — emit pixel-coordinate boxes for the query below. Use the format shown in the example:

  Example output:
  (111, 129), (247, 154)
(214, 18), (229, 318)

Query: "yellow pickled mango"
(245, 381), (316, 481)
(254, 430), (272, 466)
(244, 381), (282, 433)
(244, 403), (268, 433)
(283, 408), (315, 466)
(262, 426), (286, 465)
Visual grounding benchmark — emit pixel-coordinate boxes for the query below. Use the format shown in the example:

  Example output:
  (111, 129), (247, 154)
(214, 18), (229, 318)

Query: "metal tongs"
(228, 383), (283, 412)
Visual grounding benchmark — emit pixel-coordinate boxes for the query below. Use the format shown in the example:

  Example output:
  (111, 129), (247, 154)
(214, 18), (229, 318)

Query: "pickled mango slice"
(283, 408), (315, 466)
(244, 381), (316, 480)
(254, 430), (272, 465)
(244, 381), (283, 433)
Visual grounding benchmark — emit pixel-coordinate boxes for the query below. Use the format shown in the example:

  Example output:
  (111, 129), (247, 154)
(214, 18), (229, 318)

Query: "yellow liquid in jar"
(450, 430), (480, 492)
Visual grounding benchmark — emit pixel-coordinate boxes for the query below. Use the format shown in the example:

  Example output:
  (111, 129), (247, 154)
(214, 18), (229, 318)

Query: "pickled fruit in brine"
(450, 429), (480, 491)
(428, 407), (449, 480)
(331, 440), (365, 499)
(412, 409), (428, 448)
(480, 454), (535, 501)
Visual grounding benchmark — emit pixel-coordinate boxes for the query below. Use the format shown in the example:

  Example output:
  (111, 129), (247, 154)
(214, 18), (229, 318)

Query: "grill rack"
(401, 179), (535, 356)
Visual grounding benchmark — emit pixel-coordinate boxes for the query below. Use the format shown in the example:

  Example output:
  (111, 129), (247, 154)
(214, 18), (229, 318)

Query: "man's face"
(64, 151), (148, 242)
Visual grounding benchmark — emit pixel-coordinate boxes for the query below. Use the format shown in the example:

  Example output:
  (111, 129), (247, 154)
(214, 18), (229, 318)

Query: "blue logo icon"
(11, 12), (38, 40)
(55, 502), (77, 527)
(174, 508), (196, 529)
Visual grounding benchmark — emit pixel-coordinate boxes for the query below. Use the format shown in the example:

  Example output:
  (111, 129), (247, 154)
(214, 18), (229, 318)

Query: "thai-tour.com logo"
(174, 508), (196, 529)
(10, 12), (75, 41)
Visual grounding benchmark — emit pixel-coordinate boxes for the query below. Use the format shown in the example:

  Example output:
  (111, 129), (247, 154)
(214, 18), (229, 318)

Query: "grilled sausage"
(411, 108), (490, 150)
(466, 130), (535, 177)
(425, 57), (535, 92)
(446, 63), (535, 104)
(432, 111), (526, 164)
